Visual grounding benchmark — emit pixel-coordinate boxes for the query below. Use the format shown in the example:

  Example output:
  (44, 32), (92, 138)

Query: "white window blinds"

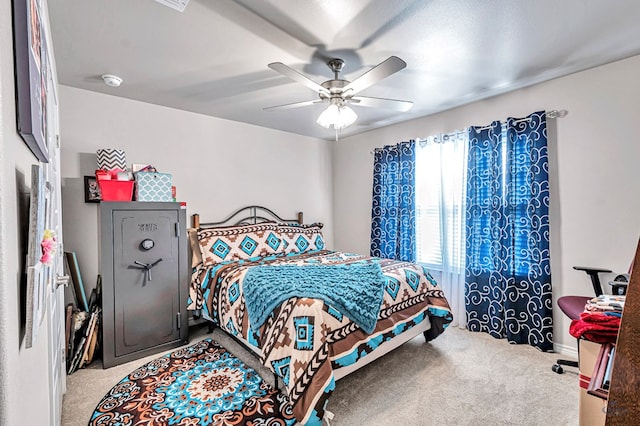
(415, 133), (468, 272)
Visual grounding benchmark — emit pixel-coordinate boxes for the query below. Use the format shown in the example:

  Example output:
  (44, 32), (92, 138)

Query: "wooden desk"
(605, 238), (640, 425)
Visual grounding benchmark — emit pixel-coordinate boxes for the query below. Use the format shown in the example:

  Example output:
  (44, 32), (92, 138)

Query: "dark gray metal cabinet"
(100, 202), (189, 368)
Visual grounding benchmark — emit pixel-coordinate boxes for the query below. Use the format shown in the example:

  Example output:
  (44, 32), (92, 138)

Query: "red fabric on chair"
(569, 312), (621, 343)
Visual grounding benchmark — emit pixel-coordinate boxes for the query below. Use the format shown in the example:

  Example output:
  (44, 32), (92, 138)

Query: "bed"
(187, 206), (453, 425)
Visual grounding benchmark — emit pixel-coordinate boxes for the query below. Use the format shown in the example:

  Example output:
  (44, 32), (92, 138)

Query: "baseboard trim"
(553, 341), (578, 358)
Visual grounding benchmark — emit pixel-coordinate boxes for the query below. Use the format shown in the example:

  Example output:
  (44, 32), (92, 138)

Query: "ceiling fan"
(264, 56), (413, 131)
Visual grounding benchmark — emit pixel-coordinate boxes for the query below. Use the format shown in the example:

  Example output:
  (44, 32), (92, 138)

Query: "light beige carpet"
(62, 325), (578, 425)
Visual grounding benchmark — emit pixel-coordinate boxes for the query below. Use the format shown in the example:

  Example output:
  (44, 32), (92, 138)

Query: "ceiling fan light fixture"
(267, 56), (410, 135)
(316, 101), (357, 130)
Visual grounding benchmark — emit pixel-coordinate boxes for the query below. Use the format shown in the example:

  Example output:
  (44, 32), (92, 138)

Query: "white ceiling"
(48, 0), (640, 141)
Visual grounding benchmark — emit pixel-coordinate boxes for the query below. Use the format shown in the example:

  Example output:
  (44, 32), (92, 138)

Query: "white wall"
(59, 85), (333, 295)
(0, 0), (54, 423)
(332, 55), (640, 351)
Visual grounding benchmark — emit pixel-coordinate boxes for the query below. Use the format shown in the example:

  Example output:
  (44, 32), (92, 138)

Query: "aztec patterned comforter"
(189, 250), (452, 425)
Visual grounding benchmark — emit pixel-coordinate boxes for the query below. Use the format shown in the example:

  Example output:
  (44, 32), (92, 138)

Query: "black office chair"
(552, 266), (611, 374)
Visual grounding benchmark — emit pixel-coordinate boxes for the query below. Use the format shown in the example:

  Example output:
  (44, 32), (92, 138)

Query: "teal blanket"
(243, 263), (385, 334)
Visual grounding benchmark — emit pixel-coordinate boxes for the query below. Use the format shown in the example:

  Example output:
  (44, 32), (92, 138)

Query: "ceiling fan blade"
(350, 96), (413, 112)
(343, 56), (407, 95)
(268, 62), (330, 95)
(263, 99), (322, 111)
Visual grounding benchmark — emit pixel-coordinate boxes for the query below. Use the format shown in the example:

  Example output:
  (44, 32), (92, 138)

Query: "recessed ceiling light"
(153, 0), (190, 12)
(101, 74), (123, 88)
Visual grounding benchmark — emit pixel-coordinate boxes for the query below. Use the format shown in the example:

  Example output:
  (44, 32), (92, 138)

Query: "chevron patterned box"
(96, 149), (127, 170)
(134, 172), (173, 202)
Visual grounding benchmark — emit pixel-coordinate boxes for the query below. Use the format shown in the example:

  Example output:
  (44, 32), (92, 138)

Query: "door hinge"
(175, 222), (180, 237)
(177, 312), (181, 329)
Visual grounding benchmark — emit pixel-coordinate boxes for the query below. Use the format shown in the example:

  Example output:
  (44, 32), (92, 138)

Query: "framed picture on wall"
(84, 176), (102, 203)
(12, 0), (51, 163)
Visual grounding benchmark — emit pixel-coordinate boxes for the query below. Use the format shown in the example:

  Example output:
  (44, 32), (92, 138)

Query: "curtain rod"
(472, 109), (567, 131)
(369, 109), (567, 154)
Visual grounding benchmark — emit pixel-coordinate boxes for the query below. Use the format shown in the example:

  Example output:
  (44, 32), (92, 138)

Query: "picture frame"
(65, 252), (89, 312)
(25, 164), (47, 348)
(84, 176), (101, 203)
(12, 0), (51, 163)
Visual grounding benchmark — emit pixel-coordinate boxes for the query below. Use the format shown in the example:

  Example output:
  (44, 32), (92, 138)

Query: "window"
(415, 133), (468, 272)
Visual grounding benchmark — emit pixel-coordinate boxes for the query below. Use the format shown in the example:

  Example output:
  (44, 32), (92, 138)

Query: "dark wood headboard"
(191, 205), (303, 228)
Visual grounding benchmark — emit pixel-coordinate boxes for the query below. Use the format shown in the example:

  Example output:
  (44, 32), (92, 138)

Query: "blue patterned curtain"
(465, 111), (553, 351)
(370, 141), (416, 262)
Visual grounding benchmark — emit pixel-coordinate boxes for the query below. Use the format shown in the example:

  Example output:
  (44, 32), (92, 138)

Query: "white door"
(45, 131), (66, 426)
(42, 4), (66, 422)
